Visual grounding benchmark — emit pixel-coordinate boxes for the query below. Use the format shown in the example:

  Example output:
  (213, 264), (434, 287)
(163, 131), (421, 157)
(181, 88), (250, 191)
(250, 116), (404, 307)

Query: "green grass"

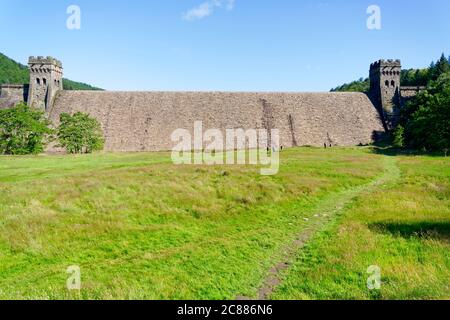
(272, 154), (450, 300)
(0, 148), (448, 299)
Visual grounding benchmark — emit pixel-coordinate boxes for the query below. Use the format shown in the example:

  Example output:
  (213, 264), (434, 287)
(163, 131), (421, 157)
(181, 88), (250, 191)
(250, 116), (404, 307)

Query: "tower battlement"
(29, 56), (63, 68)
(370, 59), (401, 70)
(27, 56), (63, 110)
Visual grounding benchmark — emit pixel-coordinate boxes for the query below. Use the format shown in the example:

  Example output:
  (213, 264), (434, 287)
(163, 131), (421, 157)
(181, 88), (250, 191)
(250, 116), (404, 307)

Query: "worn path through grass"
(271, 153), (449, 300)
(0, 148), (387, 299)
(1, 148), (447, 299)
(241, 157), (400, 300)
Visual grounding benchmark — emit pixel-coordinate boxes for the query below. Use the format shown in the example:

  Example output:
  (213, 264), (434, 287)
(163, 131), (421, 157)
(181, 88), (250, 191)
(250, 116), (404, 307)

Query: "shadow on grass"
(370, 146), (447, 158)
(369, 221), (450, 242)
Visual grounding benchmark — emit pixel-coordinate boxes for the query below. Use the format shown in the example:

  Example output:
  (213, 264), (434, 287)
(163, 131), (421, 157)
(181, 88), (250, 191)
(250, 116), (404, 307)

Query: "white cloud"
(182, 0), (235, 21)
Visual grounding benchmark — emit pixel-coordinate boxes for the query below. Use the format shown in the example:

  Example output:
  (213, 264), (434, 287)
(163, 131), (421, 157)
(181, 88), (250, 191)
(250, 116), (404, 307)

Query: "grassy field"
(0, 148), (448, 299)
(272, 152), (450, 300)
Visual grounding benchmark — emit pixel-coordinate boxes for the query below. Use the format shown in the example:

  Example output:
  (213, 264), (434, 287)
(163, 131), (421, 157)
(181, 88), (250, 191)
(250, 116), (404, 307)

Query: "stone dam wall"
(49, 91), (385, 152)
(0, 85), (28, 109)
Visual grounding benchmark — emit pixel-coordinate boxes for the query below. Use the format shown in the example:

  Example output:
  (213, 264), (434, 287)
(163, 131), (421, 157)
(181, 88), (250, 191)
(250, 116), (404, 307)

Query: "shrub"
(0, 102), (53, 155)
(392, 125), (405, 148)
(57, 112), (104, 154)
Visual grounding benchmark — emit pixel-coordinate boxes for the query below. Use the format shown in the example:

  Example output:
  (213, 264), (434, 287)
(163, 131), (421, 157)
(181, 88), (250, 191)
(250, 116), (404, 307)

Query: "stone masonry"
(369, 59), (402, 129)
(28, 56), (63, 111)
(0, 56), (424, 152)
(0, 84), (28, 109)
(50, 91), (385, 151)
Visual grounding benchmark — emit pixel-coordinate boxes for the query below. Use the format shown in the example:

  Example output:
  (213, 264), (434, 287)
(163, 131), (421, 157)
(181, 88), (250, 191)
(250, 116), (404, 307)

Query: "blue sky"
(1, 0), (449, 91)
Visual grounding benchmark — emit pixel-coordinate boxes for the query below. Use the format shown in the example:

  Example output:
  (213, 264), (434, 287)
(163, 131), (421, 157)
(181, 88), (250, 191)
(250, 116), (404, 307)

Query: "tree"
(0, 102), (53, 155)
(436, 53), (450, 75)
(57, 112), (104, 154)
(400, 72), (450, 151)
(429, 54), (450, 81)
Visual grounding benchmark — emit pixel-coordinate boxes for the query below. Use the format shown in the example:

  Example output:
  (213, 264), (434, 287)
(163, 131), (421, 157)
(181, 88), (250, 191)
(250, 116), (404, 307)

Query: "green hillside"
(0, 53), (103, 91)
(0, 53), (29, 85)
(330, 77), (370, 93)
(62, 78), (103, 91)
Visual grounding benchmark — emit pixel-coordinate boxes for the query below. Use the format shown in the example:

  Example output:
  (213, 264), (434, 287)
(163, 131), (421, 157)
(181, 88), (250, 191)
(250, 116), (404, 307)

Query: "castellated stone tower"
(28, 56), (63, 110)
(369, 59), (401, 129)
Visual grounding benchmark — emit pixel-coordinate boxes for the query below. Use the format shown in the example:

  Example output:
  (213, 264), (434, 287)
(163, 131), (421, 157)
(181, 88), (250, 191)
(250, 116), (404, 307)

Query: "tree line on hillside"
(0, 102), (104, 155)
(331, 54), (450, 92)
(330, 77), (370, 93)
(401, 54), (450, 87)
(0, 53), (103, 91)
